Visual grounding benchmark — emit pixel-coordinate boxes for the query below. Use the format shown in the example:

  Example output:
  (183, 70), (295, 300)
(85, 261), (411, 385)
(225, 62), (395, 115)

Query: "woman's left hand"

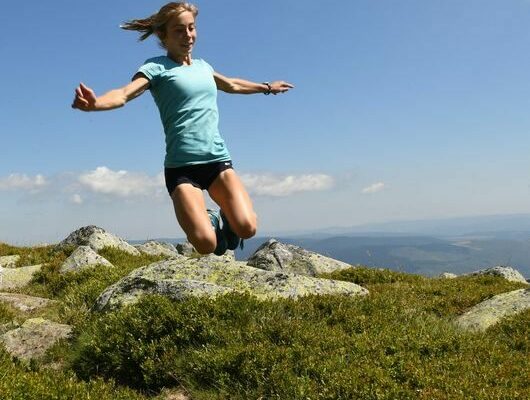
(270, 81), (294, 95)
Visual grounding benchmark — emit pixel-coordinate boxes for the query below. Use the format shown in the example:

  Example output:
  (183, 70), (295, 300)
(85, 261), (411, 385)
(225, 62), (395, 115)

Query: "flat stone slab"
(0, 293), (57, 312)
(464, 266), (528, 284)
(0, 255), (20, 268)
(1, 318), (72, 361)
(135, 241), (180, 257)
(247, 239), (353, 276)
(455, 288), (530, 331)
(60, 245), (114, 273)
(94, 256), (368, 312)
(0, 265), (42, 290)
(57, 225), (140, 256)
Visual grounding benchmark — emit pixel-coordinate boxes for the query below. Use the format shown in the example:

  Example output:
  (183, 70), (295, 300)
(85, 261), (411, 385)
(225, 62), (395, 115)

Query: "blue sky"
(2, 0), (530, 244)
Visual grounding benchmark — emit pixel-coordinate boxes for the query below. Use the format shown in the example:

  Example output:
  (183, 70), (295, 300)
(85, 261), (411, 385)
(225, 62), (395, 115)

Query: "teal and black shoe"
(207, 209), (227, 256)
(220, 211), (244, 250)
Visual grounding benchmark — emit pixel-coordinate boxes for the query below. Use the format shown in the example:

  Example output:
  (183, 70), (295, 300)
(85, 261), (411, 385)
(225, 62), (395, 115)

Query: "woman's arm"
(213, 72), (294, 95)
(71, 74), (150, 111)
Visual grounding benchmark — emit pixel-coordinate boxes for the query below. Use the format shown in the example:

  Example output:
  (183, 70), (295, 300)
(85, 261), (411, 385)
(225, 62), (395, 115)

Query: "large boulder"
(60, 245), (114, 273)
(247, 239), (353, 276)
(93, 256), (368, 312)
(135, 241), (180, 257)
(455, 288), (530, 331)
(0, 264), (42, 290)
(0, 255), (20, 268)
(463, 266), (528, 284)
(0, 318), (72, 361)
(57, 225), (140, 255)
(0, 293), (57, 312)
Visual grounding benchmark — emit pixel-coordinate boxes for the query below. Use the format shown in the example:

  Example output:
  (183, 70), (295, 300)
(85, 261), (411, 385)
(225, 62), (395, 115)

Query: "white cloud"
(361, 182), (385, 194)
(78, 167), (164, 197)
(240, 173), (334, 197)
(70, 194), (83, 204)
(0, 173), (47, 191)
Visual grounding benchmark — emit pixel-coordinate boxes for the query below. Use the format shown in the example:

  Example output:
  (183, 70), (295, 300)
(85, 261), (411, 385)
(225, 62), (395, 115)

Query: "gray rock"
(175, 241), (196, 256)
(135, 241), (180, 257)
(0, 265), (42, 290)
(60, 245), (114, 273)
(0, 255), (20, 268)
(247, 239), (353, 276)
(439, 272), (458, 279)
(1, 318), (72, 361)
(455, 288), (530, 331)
(0, 293), (58, 312)
(57, 225), (140, 256)
(464, 266), (528, 284)
(93, 256), (368, 312)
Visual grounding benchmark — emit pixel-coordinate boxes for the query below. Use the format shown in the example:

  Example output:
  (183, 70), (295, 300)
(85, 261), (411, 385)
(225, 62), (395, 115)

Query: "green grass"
(0, 245), (528, 399)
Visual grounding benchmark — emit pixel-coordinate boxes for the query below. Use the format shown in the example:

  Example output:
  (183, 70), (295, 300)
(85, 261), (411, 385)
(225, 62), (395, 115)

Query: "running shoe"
(220, 211), (244, 250)
(207, 209), (227, 256)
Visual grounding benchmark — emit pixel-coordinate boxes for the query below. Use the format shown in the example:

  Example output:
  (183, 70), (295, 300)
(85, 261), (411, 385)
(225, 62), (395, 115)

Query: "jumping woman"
(71, 2), (294, 256)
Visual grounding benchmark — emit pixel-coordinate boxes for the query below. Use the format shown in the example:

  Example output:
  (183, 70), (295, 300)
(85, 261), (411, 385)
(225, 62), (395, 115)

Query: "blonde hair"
(120, 2), (198, 49)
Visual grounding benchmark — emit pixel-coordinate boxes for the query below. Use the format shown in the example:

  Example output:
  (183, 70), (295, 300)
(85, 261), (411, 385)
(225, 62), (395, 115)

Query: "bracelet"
(263, 82), (272, 95)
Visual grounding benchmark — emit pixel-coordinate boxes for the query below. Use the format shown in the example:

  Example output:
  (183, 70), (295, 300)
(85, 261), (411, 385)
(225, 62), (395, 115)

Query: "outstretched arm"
(71, 74), (150, 111)
(213, 72), (294, 95)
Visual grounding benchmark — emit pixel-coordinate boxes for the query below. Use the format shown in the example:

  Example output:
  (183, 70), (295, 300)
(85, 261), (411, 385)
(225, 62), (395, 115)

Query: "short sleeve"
(136, 59), (164, 86)
(202, 59), (215, 74)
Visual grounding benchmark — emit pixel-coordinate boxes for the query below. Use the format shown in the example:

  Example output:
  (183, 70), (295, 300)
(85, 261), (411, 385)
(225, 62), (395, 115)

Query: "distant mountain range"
(130, 214), (530, 279)
(234, 233), (530, 279)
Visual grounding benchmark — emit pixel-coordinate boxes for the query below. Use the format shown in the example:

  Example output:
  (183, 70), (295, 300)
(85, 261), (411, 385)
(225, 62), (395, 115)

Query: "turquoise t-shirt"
(137, 56), (231, 167)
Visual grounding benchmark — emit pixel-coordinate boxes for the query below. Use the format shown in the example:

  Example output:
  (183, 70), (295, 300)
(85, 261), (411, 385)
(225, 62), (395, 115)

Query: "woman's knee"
(187, 230), (216, 254)
(234, 214), (257, 239)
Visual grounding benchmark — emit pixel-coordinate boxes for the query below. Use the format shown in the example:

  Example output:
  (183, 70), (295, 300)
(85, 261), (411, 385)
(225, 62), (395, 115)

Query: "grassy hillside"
(0, 243), (528, 399)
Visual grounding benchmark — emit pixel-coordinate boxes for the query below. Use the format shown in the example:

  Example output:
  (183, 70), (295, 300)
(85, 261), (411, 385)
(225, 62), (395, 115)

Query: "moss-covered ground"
(0, 243), (528, 399)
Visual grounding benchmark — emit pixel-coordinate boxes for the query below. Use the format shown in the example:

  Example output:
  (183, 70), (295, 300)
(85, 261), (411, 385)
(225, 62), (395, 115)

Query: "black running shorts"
(164, 160), (233, 195)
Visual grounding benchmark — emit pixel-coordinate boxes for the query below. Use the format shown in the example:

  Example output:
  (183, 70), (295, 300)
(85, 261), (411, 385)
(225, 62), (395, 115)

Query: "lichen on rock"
(0, 318), (72, 361)
(60, 245), (114, 273)
(93, 254), (368, 312)
(455, 288), (530, 331)
(135, 240), (180, 257)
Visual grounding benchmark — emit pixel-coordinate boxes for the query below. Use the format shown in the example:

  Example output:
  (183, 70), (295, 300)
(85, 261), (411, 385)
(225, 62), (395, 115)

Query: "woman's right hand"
(71, 83), (97, 111)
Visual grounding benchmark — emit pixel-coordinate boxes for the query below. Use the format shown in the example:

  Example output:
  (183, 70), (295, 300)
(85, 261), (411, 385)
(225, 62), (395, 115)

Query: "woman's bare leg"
(170, 183), (216, 254)
(208, 169), (257, 239)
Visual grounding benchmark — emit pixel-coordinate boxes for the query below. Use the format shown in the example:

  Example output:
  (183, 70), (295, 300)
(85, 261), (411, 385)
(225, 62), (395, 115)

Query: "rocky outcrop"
(0, 318), (72, 361)
(0, 255), (20, 268)
(464, 266), (528, 284)
(57, 225), (140, 256)
(60, 245), (114, 273)
(135, 241), (180, 257)
(455, 288), (530, 331)
(0, 264), (42, 290)
(93, 256), (368, 312)
(247, 239), (353, 277)
(0, 293), (57, 312)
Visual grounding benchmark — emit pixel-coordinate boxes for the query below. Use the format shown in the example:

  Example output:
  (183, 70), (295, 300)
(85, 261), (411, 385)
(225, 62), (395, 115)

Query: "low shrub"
(69, 288), (529, 399)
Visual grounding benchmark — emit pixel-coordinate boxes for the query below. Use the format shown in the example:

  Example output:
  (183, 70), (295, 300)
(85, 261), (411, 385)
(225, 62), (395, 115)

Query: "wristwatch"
(263, 82), (272, 95)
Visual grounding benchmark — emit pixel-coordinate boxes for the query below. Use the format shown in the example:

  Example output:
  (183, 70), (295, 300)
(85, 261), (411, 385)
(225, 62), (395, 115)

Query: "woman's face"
(162, 11), (196, 58)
